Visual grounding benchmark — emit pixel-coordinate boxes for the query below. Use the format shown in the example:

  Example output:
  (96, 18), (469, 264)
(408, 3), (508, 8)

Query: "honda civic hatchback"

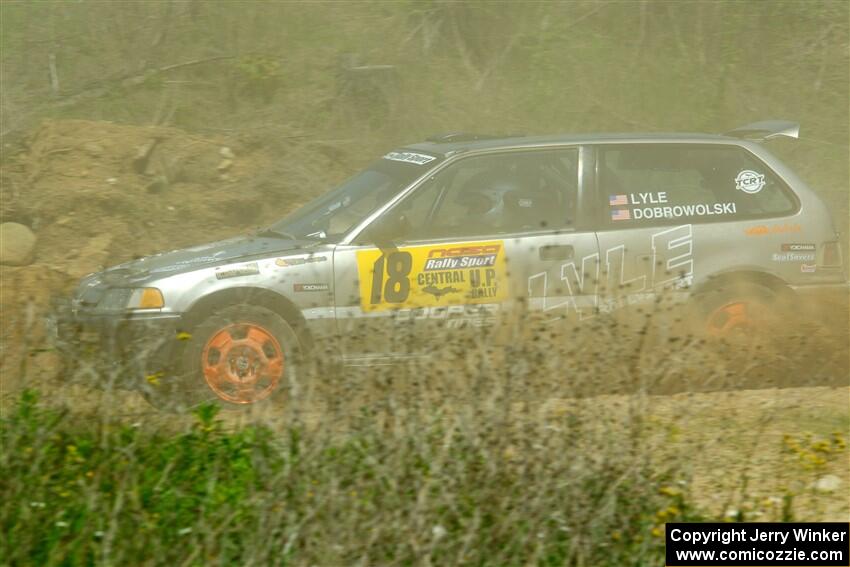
(51, 120), (849, 409)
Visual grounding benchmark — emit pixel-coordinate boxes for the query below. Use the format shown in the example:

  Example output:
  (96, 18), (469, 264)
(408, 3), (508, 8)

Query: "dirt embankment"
(1, 119), (344, 393)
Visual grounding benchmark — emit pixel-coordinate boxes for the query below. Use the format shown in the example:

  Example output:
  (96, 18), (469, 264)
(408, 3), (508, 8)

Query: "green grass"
(4, 305), (847, 565)
(2, 389), (712, 566)
(2, 310), (847, 565)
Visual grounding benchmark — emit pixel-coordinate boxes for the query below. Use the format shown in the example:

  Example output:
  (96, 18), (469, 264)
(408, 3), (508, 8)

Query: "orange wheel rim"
(706, 301), (768, 338)
(201, 322), (284, 404)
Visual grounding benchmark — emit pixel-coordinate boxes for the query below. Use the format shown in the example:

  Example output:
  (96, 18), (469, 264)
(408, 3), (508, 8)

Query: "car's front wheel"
(142, 304), (300, 411)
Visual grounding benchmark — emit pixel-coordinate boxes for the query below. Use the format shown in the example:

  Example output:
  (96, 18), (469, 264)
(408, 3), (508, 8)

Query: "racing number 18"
(370, 251), (412, 304)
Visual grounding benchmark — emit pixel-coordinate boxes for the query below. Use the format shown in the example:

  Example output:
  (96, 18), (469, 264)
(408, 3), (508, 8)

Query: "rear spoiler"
(724, 120), (800, 141)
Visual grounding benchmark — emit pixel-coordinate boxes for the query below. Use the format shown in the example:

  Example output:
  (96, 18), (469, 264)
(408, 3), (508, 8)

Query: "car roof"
(403, 132), (742, 157)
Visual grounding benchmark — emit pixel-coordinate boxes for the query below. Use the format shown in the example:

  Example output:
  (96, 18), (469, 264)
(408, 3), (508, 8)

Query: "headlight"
(128, 288), (165, 310)
(98, 287), (164, 311)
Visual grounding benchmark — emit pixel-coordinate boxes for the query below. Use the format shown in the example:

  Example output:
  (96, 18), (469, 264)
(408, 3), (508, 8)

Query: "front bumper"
(48, 299), (184, 391)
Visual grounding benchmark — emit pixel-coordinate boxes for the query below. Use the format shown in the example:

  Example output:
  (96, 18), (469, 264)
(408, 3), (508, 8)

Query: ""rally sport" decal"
(356, 241), (509, 312)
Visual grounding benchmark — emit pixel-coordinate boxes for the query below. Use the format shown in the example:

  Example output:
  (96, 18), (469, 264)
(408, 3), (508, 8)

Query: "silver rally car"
(53, 120), (849, 408)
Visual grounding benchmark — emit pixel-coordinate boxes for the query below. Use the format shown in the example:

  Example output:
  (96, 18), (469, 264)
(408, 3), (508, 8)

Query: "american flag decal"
(609, 194), (628, 206)
(611, 209), (631, 221)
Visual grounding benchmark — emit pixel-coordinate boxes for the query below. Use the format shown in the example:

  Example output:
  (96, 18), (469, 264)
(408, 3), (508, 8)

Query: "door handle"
(539, 244), (574, 261)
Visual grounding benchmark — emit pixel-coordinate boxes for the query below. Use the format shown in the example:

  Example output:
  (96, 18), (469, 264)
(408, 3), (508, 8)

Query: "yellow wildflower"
(651, 526), (663, 538)
(145, 371), (164, 385)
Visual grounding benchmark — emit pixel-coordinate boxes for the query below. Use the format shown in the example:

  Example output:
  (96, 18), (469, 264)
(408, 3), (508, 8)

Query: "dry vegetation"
(1, 1), (848, 565)
(2, 304), (848, 564)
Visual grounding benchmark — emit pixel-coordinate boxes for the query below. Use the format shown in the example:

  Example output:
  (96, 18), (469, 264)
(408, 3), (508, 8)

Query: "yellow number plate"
(356, 241), (509, 312)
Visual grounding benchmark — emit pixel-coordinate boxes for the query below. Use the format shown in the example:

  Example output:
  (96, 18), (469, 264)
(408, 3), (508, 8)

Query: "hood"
(99, 234), (322, 285)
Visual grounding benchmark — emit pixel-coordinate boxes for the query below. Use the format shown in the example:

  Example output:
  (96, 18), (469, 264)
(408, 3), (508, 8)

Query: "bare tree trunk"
(634, 0), (648, 64)
(48, 4), (60, 95)
(48, 52), (60, 96)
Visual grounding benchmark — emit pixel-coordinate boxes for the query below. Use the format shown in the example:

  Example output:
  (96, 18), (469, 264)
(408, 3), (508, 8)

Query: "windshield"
(267, 152), (441, 241)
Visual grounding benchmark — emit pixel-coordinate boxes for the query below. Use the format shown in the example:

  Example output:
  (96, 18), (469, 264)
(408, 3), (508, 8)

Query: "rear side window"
(598, 145), (797, 227)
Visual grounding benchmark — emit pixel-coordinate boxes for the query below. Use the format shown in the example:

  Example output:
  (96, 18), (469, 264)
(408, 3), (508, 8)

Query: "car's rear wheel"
(687, 281), (800, 390)
(697, 281), (784, 341)
(142, 304), (300, 412)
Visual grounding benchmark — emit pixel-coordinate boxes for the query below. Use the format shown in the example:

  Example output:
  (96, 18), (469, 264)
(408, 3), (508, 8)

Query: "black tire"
(141, 304), (301, 412)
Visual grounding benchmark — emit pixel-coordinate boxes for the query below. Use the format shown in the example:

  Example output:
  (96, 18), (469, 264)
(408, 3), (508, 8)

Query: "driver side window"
(390, 149), (579, 241)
